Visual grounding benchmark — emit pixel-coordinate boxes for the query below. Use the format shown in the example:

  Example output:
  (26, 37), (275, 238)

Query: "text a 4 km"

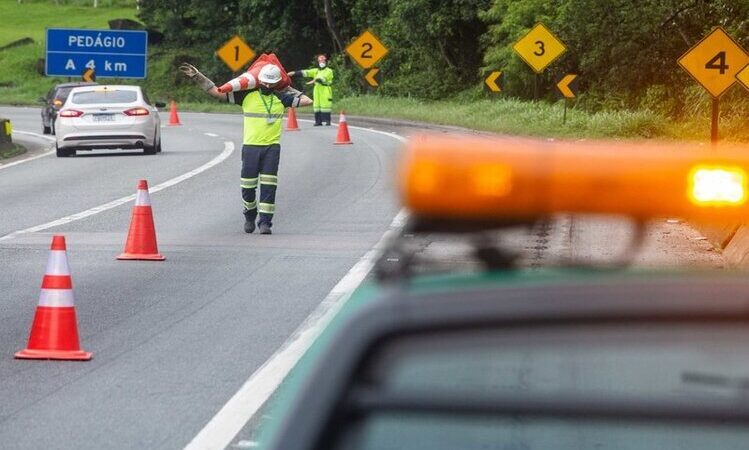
(65, 59), (128, 72)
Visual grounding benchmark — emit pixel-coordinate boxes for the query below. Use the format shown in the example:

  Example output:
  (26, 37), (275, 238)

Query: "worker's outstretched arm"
(179, 63), (226, 101)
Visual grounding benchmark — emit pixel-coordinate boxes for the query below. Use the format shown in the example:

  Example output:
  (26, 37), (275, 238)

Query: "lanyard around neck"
(260, 93), (274, 116)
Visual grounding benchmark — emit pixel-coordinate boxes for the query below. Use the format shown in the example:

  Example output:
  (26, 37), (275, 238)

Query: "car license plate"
(93, 114), (114, 122)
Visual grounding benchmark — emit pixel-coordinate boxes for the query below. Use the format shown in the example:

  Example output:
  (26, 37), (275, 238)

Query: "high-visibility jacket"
(230, 89), (292, 146)
(301, 67), (334, 113)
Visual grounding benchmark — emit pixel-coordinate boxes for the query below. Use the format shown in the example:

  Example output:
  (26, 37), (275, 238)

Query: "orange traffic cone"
(15, 235), (92, 361)
(334, 111), (353, 145)
(286, 107), (300, 131)
(117, 180), (165, 261)
(168, 100), (181, 126)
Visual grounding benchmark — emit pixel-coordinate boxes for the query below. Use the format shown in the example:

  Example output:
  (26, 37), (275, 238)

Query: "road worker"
(179, 62), (312, 235)
(288, 55), (334, 126)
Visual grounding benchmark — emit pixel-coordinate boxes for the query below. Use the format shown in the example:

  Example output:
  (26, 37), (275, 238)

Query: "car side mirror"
(38, 97), (46, 103)
(154, 101), (166, 108)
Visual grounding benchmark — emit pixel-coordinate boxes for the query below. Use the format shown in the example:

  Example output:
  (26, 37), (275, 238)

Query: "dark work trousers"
(241, 144), (280, 227)
(321, 112), (332, 125)
(314, 111), (322, 125)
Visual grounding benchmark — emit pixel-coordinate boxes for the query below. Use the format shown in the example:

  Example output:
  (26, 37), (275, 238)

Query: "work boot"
(323, 112), (331, 126)
(244, 219), (255, 234)
(313, 112), (322, 126)
(258, 222), (272, 235)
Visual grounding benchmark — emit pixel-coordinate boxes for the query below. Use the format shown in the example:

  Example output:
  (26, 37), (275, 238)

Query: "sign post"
(46, 28), (148, 79)
(346, 30), (389, 89)
(513, 24), (567, 100)
(216, 36), (256, 73)
(677, 27), (749, 145)
(555, 74), (579, 124)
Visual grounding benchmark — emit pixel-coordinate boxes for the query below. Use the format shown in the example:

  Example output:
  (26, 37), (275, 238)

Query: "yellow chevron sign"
(484, 71), (503, 93)
(737, 64), (749, 91)
(556, 74), (579, 99)
(364, 68), (381, 88)
(82, 68), (96, 82)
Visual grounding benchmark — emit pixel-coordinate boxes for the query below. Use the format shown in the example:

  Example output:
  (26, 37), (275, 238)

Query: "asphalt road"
(0, 106), (402, 449)
(0, 106), (725, 450)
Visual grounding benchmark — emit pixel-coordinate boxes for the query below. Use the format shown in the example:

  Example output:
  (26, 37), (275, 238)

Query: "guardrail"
(0, 118), (12, 151)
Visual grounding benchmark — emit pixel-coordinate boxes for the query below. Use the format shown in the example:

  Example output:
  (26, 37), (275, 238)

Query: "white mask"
(318, 62), (327, 68)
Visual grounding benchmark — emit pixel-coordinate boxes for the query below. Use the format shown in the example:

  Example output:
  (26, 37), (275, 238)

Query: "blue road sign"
(46, 28), (148, 79)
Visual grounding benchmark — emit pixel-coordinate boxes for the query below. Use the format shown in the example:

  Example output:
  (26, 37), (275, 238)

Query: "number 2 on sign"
(534, 40), (545, 56)
(705, 51), (728, 74)
(361, 43), (373, 59)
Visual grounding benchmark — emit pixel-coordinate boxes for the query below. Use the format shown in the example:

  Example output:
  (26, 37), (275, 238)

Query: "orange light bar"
(400, 134), (749, 223)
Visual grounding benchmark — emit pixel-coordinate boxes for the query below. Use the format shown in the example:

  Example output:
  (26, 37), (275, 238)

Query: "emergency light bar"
(400, 134), (749, 224)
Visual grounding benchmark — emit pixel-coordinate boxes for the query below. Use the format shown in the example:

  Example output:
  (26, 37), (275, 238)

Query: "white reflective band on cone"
(38, 288), (75, 307)
(339, 113), (347, 122)
(45, 250), (71, 276)
(135, 189), (152, 206)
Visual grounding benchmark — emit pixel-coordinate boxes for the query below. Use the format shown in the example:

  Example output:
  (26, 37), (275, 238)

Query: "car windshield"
(331, 323), (749, 449)
(71, 90), (138, 105)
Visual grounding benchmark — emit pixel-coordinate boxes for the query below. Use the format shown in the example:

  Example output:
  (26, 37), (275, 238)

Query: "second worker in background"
(288, 55), (334, 126)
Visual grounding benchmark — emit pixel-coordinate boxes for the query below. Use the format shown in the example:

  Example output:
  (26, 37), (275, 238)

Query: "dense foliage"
(138, 0), (749, 115)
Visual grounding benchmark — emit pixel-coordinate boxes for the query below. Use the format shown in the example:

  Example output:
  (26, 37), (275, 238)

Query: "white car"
(54, 85), (165, 157)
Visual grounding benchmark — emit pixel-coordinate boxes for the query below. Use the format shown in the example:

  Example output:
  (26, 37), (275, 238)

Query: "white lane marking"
(185, 212), (407, 450)
(0, 130), (56, 171)
(204, 132), (219, 137)
(185, 128), (408, 450)
(295, 118), (405, 142)
(0, 141), (235, 242)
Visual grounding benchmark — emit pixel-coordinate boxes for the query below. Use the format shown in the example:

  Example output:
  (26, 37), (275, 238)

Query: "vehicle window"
(330, 324), (749, 449)
(365, 324), (749, 397)
(71, 90), (138, 104)
(341, 413), (749, 450)
(54, 87), (73, 102)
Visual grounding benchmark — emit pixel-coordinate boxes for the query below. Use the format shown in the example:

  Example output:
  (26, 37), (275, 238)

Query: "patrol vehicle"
(258, 134), (749, 450)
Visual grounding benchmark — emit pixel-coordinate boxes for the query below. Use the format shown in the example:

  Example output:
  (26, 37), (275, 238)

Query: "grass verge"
(0, 1), (136, 104)
(1, 143), (27, 159)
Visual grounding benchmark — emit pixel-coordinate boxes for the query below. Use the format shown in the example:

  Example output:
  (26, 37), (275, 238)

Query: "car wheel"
(43, 125), (51, 135)
(144, 142), (157, 155)
(156, 137), (162, 153)
(56, 144), (74, 158)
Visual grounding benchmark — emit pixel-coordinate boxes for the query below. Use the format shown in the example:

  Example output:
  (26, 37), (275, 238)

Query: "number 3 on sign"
(534, 41), (545, 56)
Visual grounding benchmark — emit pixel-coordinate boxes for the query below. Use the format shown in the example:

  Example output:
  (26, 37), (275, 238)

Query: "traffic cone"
(334, 111), (353, 145)
(117, 180), (166, 261)
(286, 107), (300, 131)
(168, 101), (181, 126)
(15, 235), (92, 361)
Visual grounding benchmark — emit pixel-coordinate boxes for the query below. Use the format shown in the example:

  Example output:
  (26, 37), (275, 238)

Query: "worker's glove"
(179, 63), (215, 91)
